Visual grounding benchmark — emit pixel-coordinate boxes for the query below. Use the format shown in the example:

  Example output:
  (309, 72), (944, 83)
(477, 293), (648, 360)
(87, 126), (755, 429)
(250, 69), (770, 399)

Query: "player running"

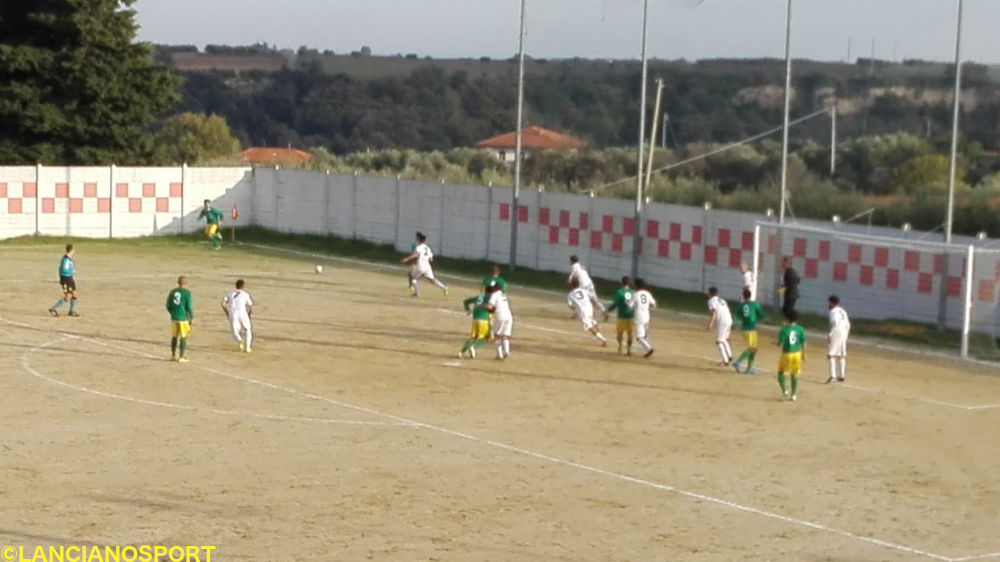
(568, 255), (607, 319)
(706, 287), (733, 366)
(777, 312), (806, 401)
(567, 279), (608, 347)
(460, 292), (492, 359)
(632, 278), (657, 358)
(826, 295), (851, 383)
(606, 276), (636, 355)
(732, 289), (765, 374)
(400, 232), (448, 297)
(481, 265), (507, 293)
(48, 244), (80, 317)
(222, 279), (254, 353)
(166, 276), (194, 363)
(198, 199), (224, 250)
(485, 282), (513, 360)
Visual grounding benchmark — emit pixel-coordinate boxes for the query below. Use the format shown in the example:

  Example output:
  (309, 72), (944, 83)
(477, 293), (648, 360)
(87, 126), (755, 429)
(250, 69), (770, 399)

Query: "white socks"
(432, 279), (447, 290)
(595, 332), (607, 343)
(503, 339), (510, 356)
(717, 341), (732, 363)
(637, 337), (652, 352)
(829, 357), (847, 380)
(496, 339), (510, 358)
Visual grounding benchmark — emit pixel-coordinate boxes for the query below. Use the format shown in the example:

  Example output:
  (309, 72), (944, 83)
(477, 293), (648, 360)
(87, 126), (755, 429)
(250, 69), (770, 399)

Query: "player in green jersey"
(166, 276), (194, 363)
(460, 292), (492, 358)
(732, 289), (765, 374)
(606, 276), (636, 355)
(198, 199), (224, 250)
(777, 311), (806, 401)
(481, 265), (507, 293)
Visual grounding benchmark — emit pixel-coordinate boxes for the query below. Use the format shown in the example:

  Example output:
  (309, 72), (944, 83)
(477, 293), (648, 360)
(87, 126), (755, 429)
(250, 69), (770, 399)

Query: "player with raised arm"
(166, 276), (194, 363)
(222, 279), (254, 353)
(732, 288), (765, 374)
(567, 279), (608, 347)
(485, 283), (513, 360)
(568, 255), (607, 319)
(606, 276), (636, 355)
(460, 291), (491, 359)
(706, 287), (733, 366)
(740, 262), (756, 301)
(197, 199), (224, 250)
(400, 232), (448, 297)
(48, 244), (80, 317)
(826, 295), (851, 383)
(777, 312), (806, 401)
(632, 278), (657, 358)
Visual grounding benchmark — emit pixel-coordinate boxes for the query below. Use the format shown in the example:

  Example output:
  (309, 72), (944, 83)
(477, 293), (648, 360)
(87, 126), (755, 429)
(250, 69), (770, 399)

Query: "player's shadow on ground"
(450, 358), (768, 403)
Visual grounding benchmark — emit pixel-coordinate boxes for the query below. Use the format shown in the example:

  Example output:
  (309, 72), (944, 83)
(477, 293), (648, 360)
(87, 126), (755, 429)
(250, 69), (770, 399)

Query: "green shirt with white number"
(778, 324), (805, 353)
(734, 300), (765, 332)
(463, 294), (491, 321)
(481, 276), (507, 293)
(607, 287), (636, 319)
(166, 288), (193, 322)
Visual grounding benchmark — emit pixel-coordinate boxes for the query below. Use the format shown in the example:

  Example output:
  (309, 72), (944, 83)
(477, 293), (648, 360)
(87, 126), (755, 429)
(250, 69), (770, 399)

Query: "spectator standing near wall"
(780, 256), (800, 320)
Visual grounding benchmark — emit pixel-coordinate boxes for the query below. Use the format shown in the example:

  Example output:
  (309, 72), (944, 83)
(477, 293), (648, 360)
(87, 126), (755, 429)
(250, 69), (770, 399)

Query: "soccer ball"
(315, 264), (324, 274)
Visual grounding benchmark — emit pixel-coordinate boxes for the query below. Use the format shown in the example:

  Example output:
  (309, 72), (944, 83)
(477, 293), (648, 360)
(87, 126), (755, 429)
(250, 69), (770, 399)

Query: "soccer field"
(1, 240), (999, 562)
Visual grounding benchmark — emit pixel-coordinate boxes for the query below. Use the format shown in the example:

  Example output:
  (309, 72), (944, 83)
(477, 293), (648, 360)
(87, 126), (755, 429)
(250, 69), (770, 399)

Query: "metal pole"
(509, 0), (527, 270)
(662, 113), (668, 149)
(830, 105), (837, 177)
(752, 224), (761, 302)
(645, 79), (664, 191)
(945, 0), (964, 245)
(961, 244), (974, 357)
(630, 0), (650, 280)
(778, 0), (793, 225)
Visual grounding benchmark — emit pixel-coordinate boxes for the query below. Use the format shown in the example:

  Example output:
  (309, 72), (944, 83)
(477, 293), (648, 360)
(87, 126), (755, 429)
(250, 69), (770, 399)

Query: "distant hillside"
(158, 45), (1000, 155)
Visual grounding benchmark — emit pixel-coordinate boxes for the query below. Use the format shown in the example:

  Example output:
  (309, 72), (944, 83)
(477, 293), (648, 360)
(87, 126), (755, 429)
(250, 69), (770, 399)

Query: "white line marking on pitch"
(7, 324), (415, 428)
(3, 315), (995, 560)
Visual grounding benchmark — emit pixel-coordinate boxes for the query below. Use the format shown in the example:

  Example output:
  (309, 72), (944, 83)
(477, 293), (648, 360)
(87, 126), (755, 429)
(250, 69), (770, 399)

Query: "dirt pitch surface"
(1, 241), (999, 562)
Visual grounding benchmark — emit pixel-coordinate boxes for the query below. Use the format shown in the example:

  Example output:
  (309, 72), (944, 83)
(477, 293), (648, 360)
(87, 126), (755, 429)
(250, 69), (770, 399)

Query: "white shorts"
(412, 265), (435, 281)
(635, 321), (650, 339)
(828, 332), (848, 356)
(715, 320), (732, 342)
(492, 317), (513, 337)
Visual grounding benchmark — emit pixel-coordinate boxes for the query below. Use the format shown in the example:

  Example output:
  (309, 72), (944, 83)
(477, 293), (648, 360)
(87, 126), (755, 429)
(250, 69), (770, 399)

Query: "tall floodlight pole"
(944, 0), (964, 245)
(630, 0), (650, 280)
(778, 0), (793, 225)
(509, 0), (527, 270)
(830, 104), (837, 177)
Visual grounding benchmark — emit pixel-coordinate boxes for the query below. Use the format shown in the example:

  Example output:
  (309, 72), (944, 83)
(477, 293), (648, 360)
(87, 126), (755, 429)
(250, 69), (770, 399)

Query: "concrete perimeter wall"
(3, 165), (998, 336)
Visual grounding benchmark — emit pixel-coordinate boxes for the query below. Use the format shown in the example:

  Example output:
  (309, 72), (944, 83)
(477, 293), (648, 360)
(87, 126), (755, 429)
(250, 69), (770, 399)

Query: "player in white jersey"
(485, 283), (513, 359)
(706, 286), (733, 366)
(568, 255), (607, 318)
(567, 279), (608, 347)
(740, 262), (756, 301)
(826, 295), (851, 383)
(221, 279), (254, 353)
(400, 232), (448, 297)
(632, 278), (657, 358)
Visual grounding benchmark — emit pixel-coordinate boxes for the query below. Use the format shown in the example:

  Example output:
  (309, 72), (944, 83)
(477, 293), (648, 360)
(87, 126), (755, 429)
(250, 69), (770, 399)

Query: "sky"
(134, 0), (1000, 64)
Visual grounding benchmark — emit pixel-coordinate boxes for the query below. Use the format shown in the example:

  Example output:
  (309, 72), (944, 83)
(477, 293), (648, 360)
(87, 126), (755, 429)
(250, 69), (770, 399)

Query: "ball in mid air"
(315, 264), (324, 274)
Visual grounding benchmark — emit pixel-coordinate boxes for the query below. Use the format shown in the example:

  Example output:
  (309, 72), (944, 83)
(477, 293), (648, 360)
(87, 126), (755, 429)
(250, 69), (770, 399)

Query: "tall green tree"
(0, 0), (179, 164)
(154, 112), (241, 164)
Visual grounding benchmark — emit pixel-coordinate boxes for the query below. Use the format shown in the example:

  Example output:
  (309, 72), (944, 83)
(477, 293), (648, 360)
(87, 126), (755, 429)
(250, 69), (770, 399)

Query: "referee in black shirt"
(780, 256), (800, 320)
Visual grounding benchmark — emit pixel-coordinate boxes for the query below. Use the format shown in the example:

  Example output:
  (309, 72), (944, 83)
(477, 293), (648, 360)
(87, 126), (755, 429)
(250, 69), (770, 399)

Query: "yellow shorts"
(616, 318), (634, 335)
(204, 224), (219, 237)
(742, 331), (758, 349)
(171, 321), (191, 339)
(470, 319), (490, 340)
(778, 352), (802, 375)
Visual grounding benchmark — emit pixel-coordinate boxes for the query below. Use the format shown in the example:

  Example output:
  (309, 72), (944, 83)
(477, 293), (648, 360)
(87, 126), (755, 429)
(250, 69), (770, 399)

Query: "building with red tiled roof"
(240, 147), (312, 166)
(475, 126), (587, 162)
